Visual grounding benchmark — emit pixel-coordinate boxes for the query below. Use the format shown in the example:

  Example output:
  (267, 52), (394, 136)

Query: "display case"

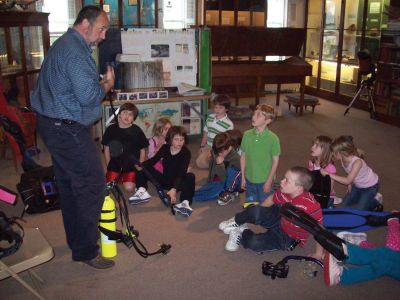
(0, 11), (50, 107)
(373, 29), (400, 125)
(305, 0), (390, 103)
(204, 0), (267, 27)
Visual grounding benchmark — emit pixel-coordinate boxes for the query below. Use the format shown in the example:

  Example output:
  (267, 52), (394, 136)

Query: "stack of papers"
(177, 82), (205, 96)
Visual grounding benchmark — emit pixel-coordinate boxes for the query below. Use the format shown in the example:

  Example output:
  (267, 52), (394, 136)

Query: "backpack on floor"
(16, 166), (60, 214)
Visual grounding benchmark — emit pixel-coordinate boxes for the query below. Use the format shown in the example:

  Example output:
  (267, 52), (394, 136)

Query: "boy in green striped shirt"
(196, 94), (234, 169)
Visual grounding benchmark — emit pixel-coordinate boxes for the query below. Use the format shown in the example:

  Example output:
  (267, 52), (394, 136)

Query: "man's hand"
(101, 65), (115, 93)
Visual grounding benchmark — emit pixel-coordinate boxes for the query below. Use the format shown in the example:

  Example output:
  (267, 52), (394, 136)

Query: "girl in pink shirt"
(321, 135), (381, 211)
(308, 136), (336, 208)
(147, 118), (172, 173)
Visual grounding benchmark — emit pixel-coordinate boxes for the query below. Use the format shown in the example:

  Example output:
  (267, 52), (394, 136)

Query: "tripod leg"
(344, 86), (364, 116)
(367, 89), (377, 119)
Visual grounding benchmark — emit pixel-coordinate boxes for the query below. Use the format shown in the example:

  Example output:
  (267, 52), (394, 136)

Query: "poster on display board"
(121, 29), (197, 87)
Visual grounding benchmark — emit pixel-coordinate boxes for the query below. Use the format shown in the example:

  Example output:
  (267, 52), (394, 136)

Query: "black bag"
(0, 211), (23, 259)
(16, 166), (60, 214)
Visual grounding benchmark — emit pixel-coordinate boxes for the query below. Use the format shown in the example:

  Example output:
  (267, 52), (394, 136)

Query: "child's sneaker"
(372, 193), (384, 211)
(333, 196), (343, 206)
(217, 191), (237, 206)
(337, 231), (367, 246)
(173, 200), (193, 217)
(324, 252), (343, 287)
(374, 192), (383, 204)
(225, 227), (246, 252)
(218, 217), (248, 234)
(129, 187), (151, 205)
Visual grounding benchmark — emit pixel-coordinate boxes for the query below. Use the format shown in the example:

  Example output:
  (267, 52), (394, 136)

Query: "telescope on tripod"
(344, 49), (377, 118)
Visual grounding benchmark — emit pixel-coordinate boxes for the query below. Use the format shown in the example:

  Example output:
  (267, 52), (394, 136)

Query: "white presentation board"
(121, 28), (197, 87)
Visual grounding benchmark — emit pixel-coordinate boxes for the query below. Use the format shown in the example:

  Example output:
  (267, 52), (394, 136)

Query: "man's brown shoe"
(82, 255), (115, 270)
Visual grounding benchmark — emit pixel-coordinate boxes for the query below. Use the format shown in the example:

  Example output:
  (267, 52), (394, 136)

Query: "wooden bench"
(285, 95), (320, 114)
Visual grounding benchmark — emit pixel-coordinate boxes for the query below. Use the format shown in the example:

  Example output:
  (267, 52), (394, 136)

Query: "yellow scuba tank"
(99, 195), (117, 258)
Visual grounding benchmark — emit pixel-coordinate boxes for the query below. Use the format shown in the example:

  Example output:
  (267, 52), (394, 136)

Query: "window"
(37, 0), (78, 44)
(163, 0), (196, 29)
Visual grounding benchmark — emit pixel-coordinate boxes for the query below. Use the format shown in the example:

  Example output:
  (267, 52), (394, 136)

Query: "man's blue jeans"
(37, 115), (106, 261)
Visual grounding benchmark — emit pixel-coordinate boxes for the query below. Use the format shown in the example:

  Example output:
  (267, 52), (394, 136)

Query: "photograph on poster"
(190, 118), (201, 135)
(183, 44), (189, 54)
(118, 93), (128, 101)
(182, 119), (201, 135)
(184, 65), (193, 71)
(128, 93), (138, 100)
(176, 44), (183, 53)
(148, 92), (158, 99)
(151, 44), (170, 58)
(139, 92), (148, 100)
(176, 65), (183, 71)
(158, 91), (168, 99)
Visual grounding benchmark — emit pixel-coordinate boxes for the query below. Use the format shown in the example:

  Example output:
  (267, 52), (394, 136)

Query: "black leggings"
(135, 166), (195, 204)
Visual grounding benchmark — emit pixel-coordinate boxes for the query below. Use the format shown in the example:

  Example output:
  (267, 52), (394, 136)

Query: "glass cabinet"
(0, 11), (50, 107)
(204, 0), (267, 27)
(305, 0), (390, 101)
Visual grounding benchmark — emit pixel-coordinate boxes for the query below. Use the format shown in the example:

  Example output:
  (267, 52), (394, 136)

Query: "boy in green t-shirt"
(240, 104), (280, 207)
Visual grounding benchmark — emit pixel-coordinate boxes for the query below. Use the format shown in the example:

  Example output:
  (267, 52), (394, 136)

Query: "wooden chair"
(0, 227), (54, 300)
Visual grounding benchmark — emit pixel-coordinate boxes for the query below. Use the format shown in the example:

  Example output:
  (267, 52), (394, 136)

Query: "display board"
(121, 29), (197, 87)
(103, 99), (203, 138)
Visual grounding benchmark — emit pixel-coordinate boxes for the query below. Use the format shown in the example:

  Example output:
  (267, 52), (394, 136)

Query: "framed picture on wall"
(128, 0), (138, 5)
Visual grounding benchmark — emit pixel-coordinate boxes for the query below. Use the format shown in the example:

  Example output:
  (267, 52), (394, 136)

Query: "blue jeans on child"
(343, 183), (379, 211)
(245, 179), (275, 204)
(341, 243), (400, 285)
(234, 205), (296, 252)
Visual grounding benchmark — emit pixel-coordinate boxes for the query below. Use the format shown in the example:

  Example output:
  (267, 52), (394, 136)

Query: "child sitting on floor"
(325, 217), (400, 286)
(219, 166), (323, 260)
(129, 126), (195, 217)
(102, 103), (148, 193)
(147, 118), (172, 173)
(308, 135), (336, 208)
(193, 131), (242, 205)
(321, 135), (382, 211)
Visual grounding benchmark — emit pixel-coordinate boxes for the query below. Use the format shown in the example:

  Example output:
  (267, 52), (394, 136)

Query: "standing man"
(31, 6), (115, 269)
